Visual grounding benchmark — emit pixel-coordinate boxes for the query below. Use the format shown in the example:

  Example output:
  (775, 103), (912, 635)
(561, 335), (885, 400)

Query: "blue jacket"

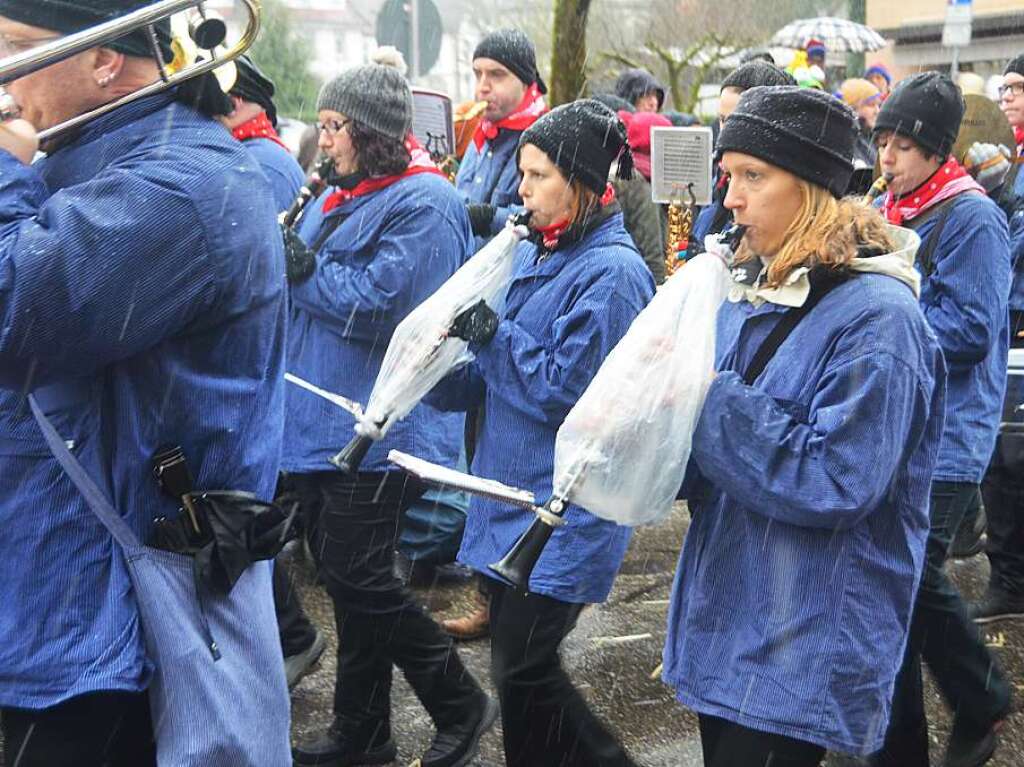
(283, 172), (471, 474)
(242, 136), (305, 213)
(912, 194), (1010, 482)
(430, 211), (655, 603)
(1008, 194), (1024, 314)
(455, 129), (524, 243)
(0, 94), (287, 708)
(665, 258), (946, 755)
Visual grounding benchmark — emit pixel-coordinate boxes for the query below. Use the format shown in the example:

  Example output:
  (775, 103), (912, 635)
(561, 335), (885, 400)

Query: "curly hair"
(735, 181), (895, 288)
(347, 119), (410, 177)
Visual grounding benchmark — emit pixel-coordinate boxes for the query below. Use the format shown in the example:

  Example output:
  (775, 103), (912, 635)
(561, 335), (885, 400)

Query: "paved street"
(288, 504), (1024, 767)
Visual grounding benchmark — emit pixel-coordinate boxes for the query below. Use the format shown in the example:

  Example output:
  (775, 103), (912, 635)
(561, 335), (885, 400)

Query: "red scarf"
(882, 157), (985, 225)
(472, 83), (548, 150)
(534, 184), (616, 250)
(1015, 126), (1024, 155)
(231, 112), (289, 151)
(322, 135), (445, 214)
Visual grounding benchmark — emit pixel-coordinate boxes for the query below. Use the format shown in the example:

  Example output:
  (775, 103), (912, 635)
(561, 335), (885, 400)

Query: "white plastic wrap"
(551, 248), (734, 526)
(357, 219), (529, 439)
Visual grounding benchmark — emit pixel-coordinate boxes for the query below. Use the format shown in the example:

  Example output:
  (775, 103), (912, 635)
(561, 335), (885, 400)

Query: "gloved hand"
(964, 142), (1012, 194)
(466, 203), (496, 238)
(281, 224), (316, 285)
(449, 299), (499, 346)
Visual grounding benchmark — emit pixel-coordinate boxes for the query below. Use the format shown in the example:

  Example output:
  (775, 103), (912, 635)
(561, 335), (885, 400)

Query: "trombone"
(0, 0), (261, 142)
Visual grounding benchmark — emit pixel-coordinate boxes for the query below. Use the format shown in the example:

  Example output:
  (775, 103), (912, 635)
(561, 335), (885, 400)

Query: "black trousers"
(698, 714), (824, 767)
(272, 556), (318, 656)
(983, 459), (1024, 596)
(487, 580), (635, 767)
(1, 691), (156, 767)
(294, 470), (481, 744)
(875, 482), (1012, 766)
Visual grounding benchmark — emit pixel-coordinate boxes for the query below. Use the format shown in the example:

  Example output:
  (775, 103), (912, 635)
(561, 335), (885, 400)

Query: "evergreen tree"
(248, 0), (321, 121)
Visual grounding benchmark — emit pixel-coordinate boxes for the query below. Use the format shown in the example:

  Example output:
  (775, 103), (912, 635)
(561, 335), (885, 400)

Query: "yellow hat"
(839, 78), (881, 108)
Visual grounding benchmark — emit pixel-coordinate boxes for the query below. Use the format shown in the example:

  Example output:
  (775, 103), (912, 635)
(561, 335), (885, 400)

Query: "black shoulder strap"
(908, 196), (960, 278)
(742, 271), (849, 386)
(309, 214), (347, 255)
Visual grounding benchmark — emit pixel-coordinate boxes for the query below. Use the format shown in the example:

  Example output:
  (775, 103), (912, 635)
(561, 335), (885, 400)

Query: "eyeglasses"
(316, 118), (351, 137)
(997, 82), (1024, 99)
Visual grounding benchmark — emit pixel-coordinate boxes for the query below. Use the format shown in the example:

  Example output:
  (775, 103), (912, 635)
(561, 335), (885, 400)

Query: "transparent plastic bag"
(552, 248), (734, 526)
(357, 218), (529, 438)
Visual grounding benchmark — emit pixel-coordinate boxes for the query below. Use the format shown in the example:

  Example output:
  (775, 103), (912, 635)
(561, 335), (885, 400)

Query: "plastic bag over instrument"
(551, 245), (734, 527)
(357, 217), (530, 440)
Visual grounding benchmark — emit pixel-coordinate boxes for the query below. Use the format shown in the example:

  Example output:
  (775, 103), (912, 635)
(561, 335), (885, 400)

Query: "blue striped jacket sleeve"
(922, 204), (1010, 364)
(472, 274), (638, 426)
(692, 351), (929, 530)
(0, 153), (217, 388)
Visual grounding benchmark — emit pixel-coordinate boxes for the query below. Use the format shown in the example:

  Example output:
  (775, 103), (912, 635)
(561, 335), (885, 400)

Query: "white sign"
(411, 87), (454, 159)
(942, 1), (973, 48)
(649, 126), (714, 206)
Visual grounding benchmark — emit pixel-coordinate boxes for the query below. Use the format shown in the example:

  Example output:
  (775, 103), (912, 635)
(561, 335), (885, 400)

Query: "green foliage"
(248, 0), (321, 122)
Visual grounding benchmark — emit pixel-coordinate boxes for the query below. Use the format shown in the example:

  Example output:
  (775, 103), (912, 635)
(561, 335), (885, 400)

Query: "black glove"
(466, 203), (496, 238)
(281, 224), (316, 285)
(449, 299), (499, 346)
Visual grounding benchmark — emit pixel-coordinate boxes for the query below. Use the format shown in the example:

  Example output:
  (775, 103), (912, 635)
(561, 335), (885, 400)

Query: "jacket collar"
(515, 210), (627, 281)
(727, 223), (922, 308)
(46, 91), (177, 155)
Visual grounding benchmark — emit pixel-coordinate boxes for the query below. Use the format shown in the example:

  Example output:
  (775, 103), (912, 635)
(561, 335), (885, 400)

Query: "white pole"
(410, 0), (420, 82)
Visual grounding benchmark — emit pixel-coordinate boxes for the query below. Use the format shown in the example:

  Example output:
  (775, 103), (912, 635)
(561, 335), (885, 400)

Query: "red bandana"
(1015, 126), (1024, 155)
(533, 184), (616, 250)
(882, 157), (985, 226)
(322, 135), (445, 214)
(472, 83), (548, 150)
(231, 112), (289, 151)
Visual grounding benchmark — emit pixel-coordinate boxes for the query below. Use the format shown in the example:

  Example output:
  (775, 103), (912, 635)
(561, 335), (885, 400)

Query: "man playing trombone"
(0, 1), (289, 763)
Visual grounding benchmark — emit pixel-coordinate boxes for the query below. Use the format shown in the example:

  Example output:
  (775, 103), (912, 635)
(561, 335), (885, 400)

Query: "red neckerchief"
(231, 111), (289, 151)
(472, 83), (548, 150)
(1015, 126), (1024, 155)
(533, 184), (617, 250)
(882, 157), (985, 225)
(322, 135), (445, 214)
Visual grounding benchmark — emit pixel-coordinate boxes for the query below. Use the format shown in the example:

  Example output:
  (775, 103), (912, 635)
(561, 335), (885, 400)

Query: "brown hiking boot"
(442, 599), (490, 642)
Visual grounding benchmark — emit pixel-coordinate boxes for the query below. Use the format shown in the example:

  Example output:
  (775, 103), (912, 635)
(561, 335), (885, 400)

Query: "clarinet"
(283, 155), (334, 229)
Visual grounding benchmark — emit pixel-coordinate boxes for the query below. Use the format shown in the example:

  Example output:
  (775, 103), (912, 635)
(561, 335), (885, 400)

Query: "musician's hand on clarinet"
(0, 91), (37, 165)
(449, 299), (499, 346)
(281, 224), (316, 285)
(466, 203), (496, 238)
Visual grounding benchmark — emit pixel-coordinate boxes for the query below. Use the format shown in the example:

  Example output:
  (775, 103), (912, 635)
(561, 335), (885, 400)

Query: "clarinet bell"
(329, 433), (375, 475)
(488, 517), (554, 589)
(489, 498), (567, 589)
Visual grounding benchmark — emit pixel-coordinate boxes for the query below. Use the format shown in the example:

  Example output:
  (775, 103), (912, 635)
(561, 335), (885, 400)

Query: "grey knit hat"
(316, 64), (412, 141)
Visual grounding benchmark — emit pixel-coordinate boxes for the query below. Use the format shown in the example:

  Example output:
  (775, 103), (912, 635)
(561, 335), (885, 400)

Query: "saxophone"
(863, 174), (889, 206)
(664, 194), (695, 278)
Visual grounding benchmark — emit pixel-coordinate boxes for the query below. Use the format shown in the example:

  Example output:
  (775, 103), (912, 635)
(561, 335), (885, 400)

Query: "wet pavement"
(288, 503), (1024, 767)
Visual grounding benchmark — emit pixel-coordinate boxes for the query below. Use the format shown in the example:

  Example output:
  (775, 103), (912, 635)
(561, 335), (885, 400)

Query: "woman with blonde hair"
(664, 86), (947, 766)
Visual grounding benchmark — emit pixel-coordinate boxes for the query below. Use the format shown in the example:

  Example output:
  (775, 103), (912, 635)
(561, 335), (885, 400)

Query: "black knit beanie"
(614, 68), (666, 110)
(0, 0), (172, 60)
(519, 99), (633, 195)
(1005, 54), (1024, 77)
(473, 29), (547, 95)
(873, 71), (964, 158)
(721, 61), (796, 92)
(716, 86), (855, 198)
(592, 92), (635, 114)
(231, 56), (278, 126)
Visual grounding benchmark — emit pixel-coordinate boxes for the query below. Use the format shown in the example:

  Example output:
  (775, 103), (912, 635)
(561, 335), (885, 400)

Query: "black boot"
(292, 717), (397, 766)
(419, 696), (500, 767)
